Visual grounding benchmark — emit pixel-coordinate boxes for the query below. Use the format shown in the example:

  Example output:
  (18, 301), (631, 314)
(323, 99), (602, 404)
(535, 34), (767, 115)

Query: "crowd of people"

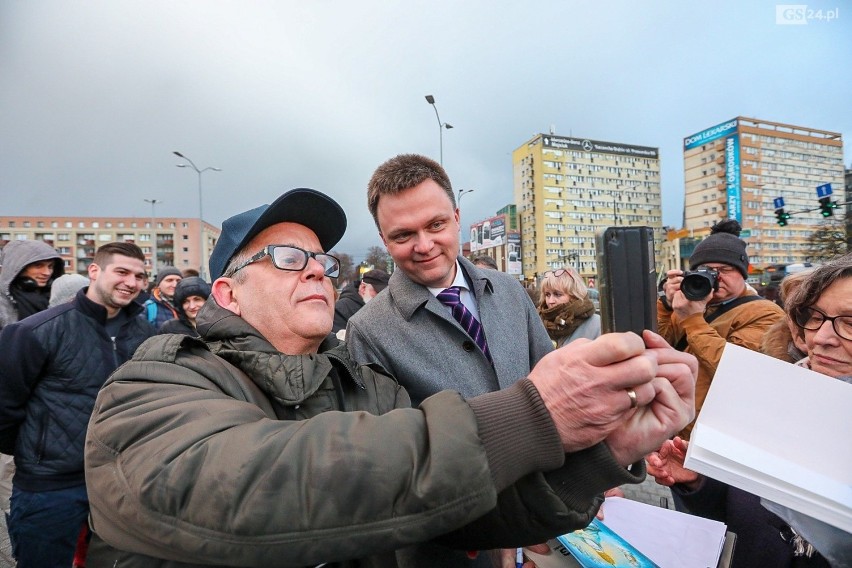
(0, 153), (846, 567)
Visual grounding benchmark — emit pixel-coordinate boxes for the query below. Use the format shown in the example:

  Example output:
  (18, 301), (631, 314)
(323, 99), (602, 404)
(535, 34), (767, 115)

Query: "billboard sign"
(725, 135), (741, 223)
(684, 118), (738, 150)
(507, 232), (521, 275)
(541, 135), (658, 159)
(470, 214), (507, 252)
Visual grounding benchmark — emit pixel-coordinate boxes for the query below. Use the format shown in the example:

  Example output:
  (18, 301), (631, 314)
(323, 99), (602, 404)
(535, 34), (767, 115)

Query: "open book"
(523, 497), (728, 568)
(684, 344), (852, 533)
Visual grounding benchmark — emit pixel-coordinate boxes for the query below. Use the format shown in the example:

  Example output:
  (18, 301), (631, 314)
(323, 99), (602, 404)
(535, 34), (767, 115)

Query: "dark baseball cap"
(361, 269), (390, 292)
(209, 188), (347, 280)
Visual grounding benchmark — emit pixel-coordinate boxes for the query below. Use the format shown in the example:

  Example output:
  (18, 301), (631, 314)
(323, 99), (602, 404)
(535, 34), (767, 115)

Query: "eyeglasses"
(543, 269), (568, 278)
(794, 306), (852, 340)
(230, 245), (340, 277)
(698, 264), (739, 275)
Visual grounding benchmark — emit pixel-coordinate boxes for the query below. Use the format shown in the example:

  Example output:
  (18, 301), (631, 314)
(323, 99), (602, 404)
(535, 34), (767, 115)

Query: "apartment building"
(683, 117), (844, 267)
(512, 133), (663, 281)
(0, 216), (220, 279)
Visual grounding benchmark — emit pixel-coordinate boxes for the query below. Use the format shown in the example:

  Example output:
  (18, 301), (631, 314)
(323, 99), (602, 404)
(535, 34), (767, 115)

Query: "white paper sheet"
(601, 497), (727, 568)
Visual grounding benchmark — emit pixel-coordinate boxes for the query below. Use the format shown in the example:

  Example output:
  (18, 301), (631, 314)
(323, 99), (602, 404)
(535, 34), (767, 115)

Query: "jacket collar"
(387, 256), (495, 321)
(196, 300), (364, 405)
(74, 286), (144, 323)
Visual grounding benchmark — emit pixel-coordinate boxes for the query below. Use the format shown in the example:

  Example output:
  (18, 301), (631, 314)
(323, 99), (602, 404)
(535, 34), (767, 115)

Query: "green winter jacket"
(85, 300), (641, 567)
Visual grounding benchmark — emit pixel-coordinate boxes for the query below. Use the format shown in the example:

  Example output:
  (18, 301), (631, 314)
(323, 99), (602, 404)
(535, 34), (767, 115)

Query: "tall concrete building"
(512, 134), (663, 281)
(0, 216), (220, 279)
(683, 117), (844, 267)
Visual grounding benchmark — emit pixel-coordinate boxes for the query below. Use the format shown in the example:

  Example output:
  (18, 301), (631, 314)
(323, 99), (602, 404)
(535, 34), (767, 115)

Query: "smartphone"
(595, 226), (657, 335)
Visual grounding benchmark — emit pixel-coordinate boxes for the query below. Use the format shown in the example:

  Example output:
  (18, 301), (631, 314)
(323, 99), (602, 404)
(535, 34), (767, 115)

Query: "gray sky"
(2, 0), (850, 264)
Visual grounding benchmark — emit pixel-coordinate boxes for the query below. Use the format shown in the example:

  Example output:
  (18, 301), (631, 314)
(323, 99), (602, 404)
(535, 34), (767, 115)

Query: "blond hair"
(537, 268), (588, 311)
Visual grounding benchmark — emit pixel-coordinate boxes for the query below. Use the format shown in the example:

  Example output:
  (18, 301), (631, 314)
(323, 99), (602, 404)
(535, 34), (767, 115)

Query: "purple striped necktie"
(436, 286), (492, 363)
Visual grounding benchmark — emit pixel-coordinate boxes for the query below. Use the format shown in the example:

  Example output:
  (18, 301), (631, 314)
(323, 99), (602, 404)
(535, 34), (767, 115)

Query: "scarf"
(538, 297), (595, 342)
(10, 279), (51, 319)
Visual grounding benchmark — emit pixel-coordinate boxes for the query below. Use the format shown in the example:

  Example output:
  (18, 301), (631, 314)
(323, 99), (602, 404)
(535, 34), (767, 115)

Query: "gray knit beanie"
(689, 219), (749, 277)
(155, 267), (183, 287)
(49, 274), (90, 307)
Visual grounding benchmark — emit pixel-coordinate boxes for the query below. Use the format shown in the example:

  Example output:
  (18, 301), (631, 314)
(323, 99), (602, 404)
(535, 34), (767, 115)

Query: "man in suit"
(345, 154), (619, 566)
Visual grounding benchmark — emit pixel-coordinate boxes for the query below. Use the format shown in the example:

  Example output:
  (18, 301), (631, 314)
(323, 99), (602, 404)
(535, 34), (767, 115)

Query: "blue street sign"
(816, 183), (833, 198)
(773, 197), (785, 209)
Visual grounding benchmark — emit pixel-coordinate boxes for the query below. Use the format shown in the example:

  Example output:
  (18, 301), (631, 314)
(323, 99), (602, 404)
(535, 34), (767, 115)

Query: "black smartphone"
(595, 226), (658, 335)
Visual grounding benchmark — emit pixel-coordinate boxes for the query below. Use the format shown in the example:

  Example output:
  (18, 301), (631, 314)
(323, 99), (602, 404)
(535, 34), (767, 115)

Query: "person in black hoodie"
(158, 276), (211, 337)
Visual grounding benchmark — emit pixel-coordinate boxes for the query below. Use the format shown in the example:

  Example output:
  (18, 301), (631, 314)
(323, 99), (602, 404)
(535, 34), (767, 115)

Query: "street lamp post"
(424, 95), (453, 166)
(173, 151), (221, 281)
(457, 188), (474, 256)
(143, 198), (162, 278)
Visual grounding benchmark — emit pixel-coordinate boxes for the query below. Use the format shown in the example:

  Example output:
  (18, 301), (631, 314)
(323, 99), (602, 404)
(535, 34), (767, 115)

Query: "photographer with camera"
(657, 220), (784, 440)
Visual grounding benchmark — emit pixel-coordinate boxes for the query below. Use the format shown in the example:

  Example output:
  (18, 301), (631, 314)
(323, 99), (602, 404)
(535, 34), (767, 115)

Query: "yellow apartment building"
(512, 133), (664, 281)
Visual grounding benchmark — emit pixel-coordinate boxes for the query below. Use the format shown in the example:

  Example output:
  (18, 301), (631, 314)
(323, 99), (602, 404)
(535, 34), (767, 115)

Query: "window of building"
(92, 222), (99, 228)
(99, 234), (112, 241)
(78, 222), (85, 228)
(182, 247), (189, 253)
(182, 234), (189, 240)
(65, 221), (72, 228)
(182, 222), (189, 229)
(8, 222), (15, 228)
(23, 221), (31, 228)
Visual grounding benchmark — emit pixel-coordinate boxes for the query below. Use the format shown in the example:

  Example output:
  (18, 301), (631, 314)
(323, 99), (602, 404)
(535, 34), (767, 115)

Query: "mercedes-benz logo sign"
(582, 140), (593, 152)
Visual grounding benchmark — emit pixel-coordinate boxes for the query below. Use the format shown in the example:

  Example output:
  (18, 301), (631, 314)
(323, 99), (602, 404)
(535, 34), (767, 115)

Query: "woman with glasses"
(646, 253), (851, 567)
(537, 267), (601, 348)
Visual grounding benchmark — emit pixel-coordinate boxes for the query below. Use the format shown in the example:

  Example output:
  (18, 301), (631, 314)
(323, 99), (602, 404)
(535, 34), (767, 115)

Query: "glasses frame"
(230, 245), (340, 277)
(794, 306), (852, 340)
(543, 269), (568, 278)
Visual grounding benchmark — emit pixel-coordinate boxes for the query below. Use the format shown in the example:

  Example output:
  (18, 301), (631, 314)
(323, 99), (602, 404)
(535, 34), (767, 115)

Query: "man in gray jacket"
(344, 154), (554, 565)
(84, 188), (697, 567)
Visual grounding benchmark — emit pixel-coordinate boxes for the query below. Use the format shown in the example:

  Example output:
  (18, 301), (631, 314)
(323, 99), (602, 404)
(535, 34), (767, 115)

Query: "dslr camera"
(681, 267), (719, 300)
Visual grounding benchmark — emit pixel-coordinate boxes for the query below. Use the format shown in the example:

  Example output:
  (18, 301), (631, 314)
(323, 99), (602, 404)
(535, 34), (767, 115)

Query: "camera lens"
(681, 273), (713, 300)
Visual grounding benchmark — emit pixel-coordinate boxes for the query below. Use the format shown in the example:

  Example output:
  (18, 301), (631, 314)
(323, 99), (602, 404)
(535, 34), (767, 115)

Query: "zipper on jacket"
(36, 412), (49, 463)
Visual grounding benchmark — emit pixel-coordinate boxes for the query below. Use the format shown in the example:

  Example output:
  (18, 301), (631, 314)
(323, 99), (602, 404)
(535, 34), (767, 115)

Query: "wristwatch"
(657, 290), (673, 312)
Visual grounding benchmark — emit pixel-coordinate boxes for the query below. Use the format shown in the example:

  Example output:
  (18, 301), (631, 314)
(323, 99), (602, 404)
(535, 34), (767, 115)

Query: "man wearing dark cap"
(657, 219), (784, 439)
(143, 267), (182, 327)
(332, 268), (390, 333)
(83, 188), (696, 567)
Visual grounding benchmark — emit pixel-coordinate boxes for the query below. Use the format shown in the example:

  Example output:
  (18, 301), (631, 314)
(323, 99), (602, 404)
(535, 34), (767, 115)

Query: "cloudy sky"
(2, 1), (850, 263)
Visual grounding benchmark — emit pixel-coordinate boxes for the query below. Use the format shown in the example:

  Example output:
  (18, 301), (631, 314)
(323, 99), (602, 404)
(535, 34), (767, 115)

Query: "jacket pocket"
(36, 412), (50, 464)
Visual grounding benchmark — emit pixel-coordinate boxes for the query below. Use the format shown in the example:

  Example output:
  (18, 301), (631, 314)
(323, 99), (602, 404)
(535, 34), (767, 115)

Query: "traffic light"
(818, 196), (837, 217)
(774, 208), (790, 226)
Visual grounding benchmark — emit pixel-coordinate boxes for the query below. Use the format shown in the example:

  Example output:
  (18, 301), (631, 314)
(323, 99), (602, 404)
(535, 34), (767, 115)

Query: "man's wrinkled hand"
(529, 332), (661, 454)
(603, 331), (697, 466)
